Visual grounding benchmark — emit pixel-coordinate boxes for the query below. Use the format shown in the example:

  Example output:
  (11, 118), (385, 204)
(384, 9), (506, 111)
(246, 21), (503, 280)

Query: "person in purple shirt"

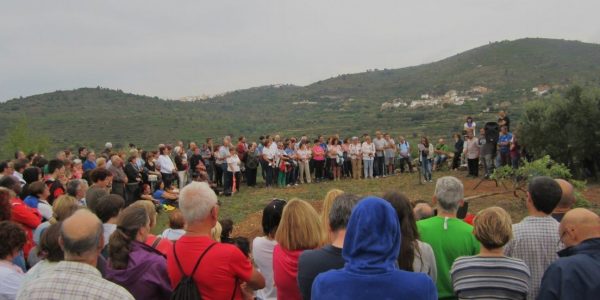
(105, 206), (172, 300)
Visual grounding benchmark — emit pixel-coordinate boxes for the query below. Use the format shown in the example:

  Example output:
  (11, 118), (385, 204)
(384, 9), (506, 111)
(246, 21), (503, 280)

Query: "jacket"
(311, 197), (437, 300)
(537, 238), (600, 300)
(105, 240), (172, 300)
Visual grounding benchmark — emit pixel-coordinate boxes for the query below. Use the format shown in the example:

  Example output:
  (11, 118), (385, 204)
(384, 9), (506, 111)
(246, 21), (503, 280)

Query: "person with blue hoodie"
(311, 196), (437, 300)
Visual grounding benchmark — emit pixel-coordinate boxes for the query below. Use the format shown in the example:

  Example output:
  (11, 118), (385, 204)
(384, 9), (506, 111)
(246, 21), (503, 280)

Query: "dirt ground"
(232, 175), (600, 241)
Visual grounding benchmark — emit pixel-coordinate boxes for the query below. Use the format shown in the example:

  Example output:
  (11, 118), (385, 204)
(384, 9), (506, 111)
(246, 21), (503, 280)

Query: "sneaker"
(163, 204), (176, 212)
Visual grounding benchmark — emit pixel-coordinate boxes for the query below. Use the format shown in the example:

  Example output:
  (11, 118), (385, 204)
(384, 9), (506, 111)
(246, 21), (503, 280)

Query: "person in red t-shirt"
(273, 199), (324, 300)
(167, 182), (264, 299)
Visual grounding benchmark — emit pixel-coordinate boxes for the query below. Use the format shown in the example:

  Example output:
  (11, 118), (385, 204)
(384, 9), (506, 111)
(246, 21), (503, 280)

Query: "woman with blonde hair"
(451, 207), (530, 299)
(320, 189), (344, 244)
(273, 199), (323, 300)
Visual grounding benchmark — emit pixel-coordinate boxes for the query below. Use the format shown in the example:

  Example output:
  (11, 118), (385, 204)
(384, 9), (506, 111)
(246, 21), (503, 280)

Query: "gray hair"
(60, 220), (103, 256)
(329, 193), (361, 231)
(434, 176), (464, 212)
(179, 182), (218, 224)
(66, 179), (88, 197)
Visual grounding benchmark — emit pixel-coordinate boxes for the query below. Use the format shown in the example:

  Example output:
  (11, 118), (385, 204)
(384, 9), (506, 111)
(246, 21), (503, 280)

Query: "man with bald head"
(538, 208), (600, 299)
(551, 179), (575, 222)
(17, 210), (133, 300)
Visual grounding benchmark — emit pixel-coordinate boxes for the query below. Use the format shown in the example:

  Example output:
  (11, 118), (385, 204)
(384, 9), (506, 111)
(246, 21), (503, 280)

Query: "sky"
(1, 0), (599, 101)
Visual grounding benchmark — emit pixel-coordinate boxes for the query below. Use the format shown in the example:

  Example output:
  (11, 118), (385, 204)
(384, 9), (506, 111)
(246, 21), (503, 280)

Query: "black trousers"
(452, 152), (462, 169)
(314, 160), (325, 180)
(468, 158), (479, 177)
(246, 167), (257, 186)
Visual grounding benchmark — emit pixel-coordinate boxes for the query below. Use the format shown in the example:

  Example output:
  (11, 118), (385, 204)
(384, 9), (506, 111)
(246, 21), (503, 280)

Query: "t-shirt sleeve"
(228, 246), (253, 282)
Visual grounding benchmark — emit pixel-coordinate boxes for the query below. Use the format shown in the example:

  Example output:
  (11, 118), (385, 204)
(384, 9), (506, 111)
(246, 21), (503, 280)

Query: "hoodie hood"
(342, 196), (400, 274)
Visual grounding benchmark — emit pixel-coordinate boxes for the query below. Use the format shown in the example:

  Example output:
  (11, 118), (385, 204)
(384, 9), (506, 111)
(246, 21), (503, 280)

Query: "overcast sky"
(1, 0), (599, 101)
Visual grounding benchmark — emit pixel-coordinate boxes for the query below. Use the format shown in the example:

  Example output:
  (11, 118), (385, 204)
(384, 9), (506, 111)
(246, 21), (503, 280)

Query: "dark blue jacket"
(311, 197), (437, 300)
(537, 237), (600, 300)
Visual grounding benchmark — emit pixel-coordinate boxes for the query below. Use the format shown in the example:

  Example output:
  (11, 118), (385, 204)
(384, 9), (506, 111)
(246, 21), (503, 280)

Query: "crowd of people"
(0, 157), (598, 300)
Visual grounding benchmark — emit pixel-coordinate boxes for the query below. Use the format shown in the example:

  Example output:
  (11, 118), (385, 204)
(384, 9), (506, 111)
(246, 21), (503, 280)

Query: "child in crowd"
(220, 219), (234, 243)
(161, 209), (186, 241)
(152, 180), (178, 210)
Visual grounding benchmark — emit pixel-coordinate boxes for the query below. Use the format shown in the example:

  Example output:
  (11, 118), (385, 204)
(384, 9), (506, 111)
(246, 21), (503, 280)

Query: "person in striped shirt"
(451, 207), (531, 299)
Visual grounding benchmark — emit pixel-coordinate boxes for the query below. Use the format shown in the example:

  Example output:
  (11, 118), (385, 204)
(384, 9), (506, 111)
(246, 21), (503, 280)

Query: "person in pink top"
(273, 199), (323, 300)
(311, 140), (326, 182)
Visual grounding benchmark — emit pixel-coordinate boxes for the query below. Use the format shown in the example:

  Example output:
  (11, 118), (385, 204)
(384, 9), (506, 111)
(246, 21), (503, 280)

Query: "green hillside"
(2, 38), (600, 152)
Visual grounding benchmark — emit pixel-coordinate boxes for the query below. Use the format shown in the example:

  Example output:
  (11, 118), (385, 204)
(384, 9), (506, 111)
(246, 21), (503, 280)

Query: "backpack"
(171, 242), (217, 300)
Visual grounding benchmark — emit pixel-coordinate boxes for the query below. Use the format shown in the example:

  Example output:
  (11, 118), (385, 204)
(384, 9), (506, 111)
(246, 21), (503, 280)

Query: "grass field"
(152, 170), (600, 239)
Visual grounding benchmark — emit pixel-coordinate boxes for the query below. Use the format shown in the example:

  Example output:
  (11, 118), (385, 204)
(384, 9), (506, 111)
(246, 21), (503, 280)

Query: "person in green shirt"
(417, 176), (480, 300)
(432, 139), (450, 171)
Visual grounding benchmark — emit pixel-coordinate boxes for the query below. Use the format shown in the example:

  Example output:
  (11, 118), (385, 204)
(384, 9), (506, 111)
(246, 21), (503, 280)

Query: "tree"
(2, 117), (51, 157)
(519, 86), (600, 178)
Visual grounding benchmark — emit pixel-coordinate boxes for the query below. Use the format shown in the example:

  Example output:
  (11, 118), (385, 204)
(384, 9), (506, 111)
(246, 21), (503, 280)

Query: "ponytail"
(108, 206), (149, 270)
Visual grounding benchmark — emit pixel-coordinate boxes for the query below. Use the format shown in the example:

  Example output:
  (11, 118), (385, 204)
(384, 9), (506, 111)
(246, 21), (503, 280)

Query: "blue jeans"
(421, 157), (432, 181)
(363, 159), (373, 178)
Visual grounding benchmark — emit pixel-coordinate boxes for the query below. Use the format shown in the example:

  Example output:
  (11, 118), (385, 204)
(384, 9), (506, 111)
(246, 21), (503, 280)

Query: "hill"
(2, 38), (600, 151)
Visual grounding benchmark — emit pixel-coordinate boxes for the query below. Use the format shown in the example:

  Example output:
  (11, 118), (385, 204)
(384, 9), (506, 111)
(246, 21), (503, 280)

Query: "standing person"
(504, 176), (563, 300)
(349, 137), (362, 179)
(225, 147), (241, 195)
(384, 133), (396, 176)
(510, 132), (521, 169)
(262, 139), (276, 188)
(451, 207), (530, 299)
(311, 197), (437, 300)
(341, 138), (351, 178)
(361, 136), (375, 179)
(298, 194), (360, 300)
(156, 146), (176, 188)
(166, 182), (265, 299)
(463, 116), (477, 134)
(479, 128), (495, 178)
(417, 177), (480, 299)
(497, 126), (512, 167)
(273, 199), (323, 300)
(463, 130), (480, 178)
(173, 146), (188, 189)
(205, 138), (216, 182)
(296, 142), (312, 184)
(383, 191), (437, 283)
(311, 140), (326, 183)
(418, 137), (434, 183)
(253, 199), (287, 300)
(218, 137), (232, 190)
(538, 208), (600, 299)
(327, 137), (341, 181)
(498, 111), (510, 131)
(17, 210), (134, 300)
(236, 136), (248, 182)
(397, 136), (413, 173)
(451, 134), (464, 171)
(0, 221), (27, 300)
(285, 141), (298, 186)
(373, 131), (387, 177)
(245, 143), (259, 187)
(105, 206), (172, 299)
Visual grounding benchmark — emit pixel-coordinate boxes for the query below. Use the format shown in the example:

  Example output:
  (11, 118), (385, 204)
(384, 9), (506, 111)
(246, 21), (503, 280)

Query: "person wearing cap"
(311, 196), (436, 299)
(417, 176), (479, 300)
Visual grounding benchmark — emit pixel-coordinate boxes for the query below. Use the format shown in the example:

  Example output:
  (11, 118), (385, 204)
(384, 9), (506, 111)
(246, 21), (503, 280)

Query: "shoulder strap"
(173, 241), (218, 277)
(151, 237), (162, 249)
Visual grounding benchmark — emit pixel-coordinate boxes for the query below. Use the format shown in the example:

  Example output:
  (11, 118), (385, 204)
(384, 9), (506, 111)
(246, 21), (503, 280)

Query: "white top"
(22, 260), (58, 287)
(373, 138), (387, 153)
(464, 122), (477, 132)
(156, 155), (175, 173)
(262, 147), (275, 161)
(161, 228), (186, 241)
(0, 261), (24, 300)
(103, 223), (117, 247)
(36, 200), (53, 221)
(216, 146), (230, 164)
(296, 149), (311, 161)
(253, 236), (278, 300)
(349, 143), (362, 159)
(226, 155), (241, 173)
(361, 142), (376, 160)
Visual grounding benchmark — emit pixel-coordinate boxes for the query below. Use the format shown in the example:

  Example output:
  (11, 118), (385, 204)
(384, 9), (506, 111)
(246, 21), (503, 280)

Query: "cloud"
(1, 0), (599, 100)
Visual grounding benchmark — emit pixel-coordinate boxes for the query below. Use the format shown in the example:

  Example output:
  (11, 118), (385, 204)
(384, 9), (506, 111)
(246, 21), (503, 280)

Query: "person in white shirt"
(225, 147), (241, 195)
(161, 209), (186, 241)
(156, 146), (176, 187)
(0, 221), (26, 300)
(463, 116), (477, 134)
(361, 136), (376, 179)
(262, 139), (276, 188)
(349, 137), (362, 180)
(296, 143), (312, 184)
(372, 131), (387, 177)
